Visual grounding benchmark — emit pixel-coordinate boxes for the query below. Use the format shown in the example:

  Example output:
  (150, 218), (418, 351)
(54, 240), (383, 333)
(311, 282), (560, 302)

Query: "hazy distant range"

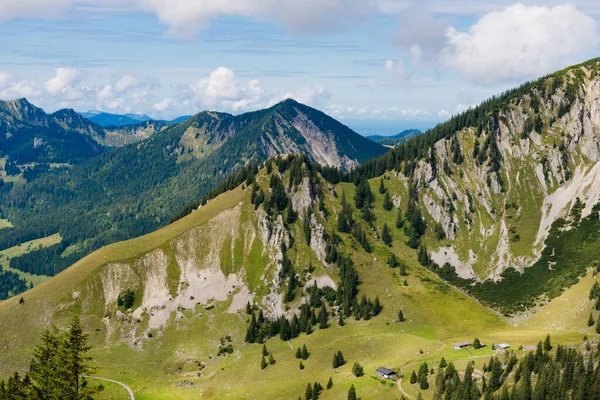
(343, 119), (439, 137)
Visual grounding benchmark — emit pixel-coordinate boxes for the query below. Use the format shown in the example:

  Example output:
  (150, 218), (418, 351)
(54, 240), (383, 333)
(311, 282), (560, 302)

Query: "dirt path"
(89, 376), (135, 400)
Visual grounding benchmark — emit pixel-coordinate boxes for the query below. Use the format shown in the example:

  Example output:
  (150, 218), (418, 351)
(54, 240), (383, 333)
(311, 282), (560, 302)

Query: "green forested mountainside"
(0, 99), (386, 289)
(0, 99), (106, 165)
(0, 154), (588, 399)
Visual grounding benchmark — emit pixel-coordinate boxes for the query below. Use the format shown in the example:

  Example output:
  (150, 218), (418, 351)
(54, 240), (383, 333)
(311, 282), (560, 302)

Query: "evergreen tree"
(299, 361), (304, 370)
(383, 192), (393, 211)
(269, 354), (275, 365)
(246, 313), (257, 343)
(589, 313), (595, 327)
(473, 338), (482, 349)
(395, 207), (404, 229)
(301, 344), (309, 360)
(327, 377), (333, 389)
(382, 223), (392, 246)
(348, 385), (356, 400)
(379, 178), (386, 194)
(439, 357), (447, 368)
(306, 383), (313, 400)
(245, 301), (253, 314)
(260, 356), (267, 370)
(410, 370), (418, 384)
(372, 296), (382, 316)
(399, 262), (408, 276)
(318, 304), (329, 329)
(280, 318), (291, 341)
(262, 344), (269, 357)
(543, 334), (552, 352)
(398, 310), (405, 322)
(332, 351), (346, 368)
(387, 253), (399, 268)
(295, 348), (302, 359)
(417, 245), (430, 267)
(352, 362), (364, 377)
(338, 313), (345, 326)
(595, 318), (600, 334)
(312, 382), (320, 399)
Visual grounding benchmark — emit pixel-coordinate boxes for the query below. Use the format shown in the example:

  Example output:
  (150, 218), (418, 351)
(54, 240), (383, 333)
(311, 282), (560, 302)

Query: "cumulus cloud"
(442, 4), (598, 85)
(114, 75), (141, 93)
(45, 67), (83, 100)
(187, 67), (266, 112)
(394, 5), (448, 63)
(0, 72), (42, 100)
(137, 0), (379, 37)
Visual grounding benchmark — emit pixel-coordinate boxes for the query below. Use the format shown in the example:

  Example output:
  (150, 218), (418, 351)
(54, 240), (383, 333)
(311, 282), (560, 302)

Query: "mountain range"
(366, 129), (422, 146)
(3, 58), (600, 399)
(80, 110), (191, 127)
(0, 98), (386, 286)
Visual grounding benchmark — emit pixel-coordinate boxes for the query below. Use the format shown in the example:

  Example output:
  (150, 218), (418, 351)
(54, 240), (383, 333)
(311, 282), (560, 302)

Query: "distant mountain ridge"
(0, 97), (386, 289)
(80, 110), (190, 127)
(367, 129), (422, 146)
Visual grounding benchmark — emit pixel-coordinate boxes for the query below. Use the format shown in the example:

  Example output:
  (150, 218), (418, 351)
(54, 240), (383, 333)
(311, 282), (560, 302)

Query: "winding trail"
(89, 376), (135, 400)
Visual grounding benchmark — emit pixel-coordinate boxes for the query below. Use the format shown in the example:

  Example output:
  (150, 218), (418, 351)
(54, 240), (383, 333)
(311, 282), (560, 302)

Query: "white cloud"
(384, 60), (408, 82)
(153, 97), (173, 112)
(137, 0), (379, 38)
(45, 67), (83, 100)
(442, 4), (598, 85)
(326, 104), (432, 119)
(0, 0), (72, 23)
(0, 71), (42, 100)
(114, 75), (141, 93)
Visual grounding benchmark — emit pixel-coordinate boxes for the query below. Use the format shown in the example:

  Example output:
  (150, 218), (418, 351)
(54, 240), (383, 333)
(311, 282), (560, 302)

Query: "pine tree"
(387, 253), (399, 268)
(439, 357), (447, 368)
(312, 382), (320, 399)
(372, 296), (382, 316)
(398, 310), (405, 322)
(260, 356), (267, 370)
(473, 338), (482, 349)
(299, 361), (304, 370)
(338, 313), (345, 326)
(306, 383), (313, 400)
(410, 370), (418, 384)
(396, 207), (404, 229)
(327, 377), (333, 389)
(295, 348), (302, 359)
(301, 344), (309, 360)
(399, 262), (408, 276)
(246, 313), (257, 343)
(383, 192), (393, 211)
(318, 304), (329, 329)
(245, 301), (253, 314)
(280, 318), (291, 341)
(348, 385), (357, 400)
(379, 178), (386, 194)
(543, 334), (552, 352)
(589, 313), (595, 327)
(382, 223), (392, 246)
(269, 354), (275, 365)
(352, 362), (364, 377)
(262, 344), (269, 357)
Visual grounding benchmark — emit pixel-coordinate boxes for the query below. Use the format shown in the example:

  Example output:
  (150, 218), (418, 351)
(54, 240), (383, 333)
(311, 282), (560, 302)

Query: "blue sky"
(1, 0), (600, 134)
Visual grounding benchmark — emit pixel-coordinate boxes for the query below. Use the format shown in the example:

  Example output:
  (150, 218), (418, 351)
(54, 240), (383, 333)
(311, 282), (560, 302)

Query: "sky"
(1, 0), (600, 134)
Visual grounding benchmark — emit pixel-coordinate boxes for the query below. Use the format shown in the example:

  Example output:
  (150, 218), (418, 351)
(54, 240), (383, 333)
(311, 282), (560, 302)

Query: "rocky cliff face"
(419, 59), (600, 280)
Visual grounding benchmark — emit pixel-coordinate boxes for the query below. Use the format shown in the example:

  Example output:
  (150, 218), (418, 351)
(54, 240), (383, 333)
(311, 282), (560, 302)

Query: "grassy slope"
(0, 173), (587, 400)
(0, 233), (62, 288)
